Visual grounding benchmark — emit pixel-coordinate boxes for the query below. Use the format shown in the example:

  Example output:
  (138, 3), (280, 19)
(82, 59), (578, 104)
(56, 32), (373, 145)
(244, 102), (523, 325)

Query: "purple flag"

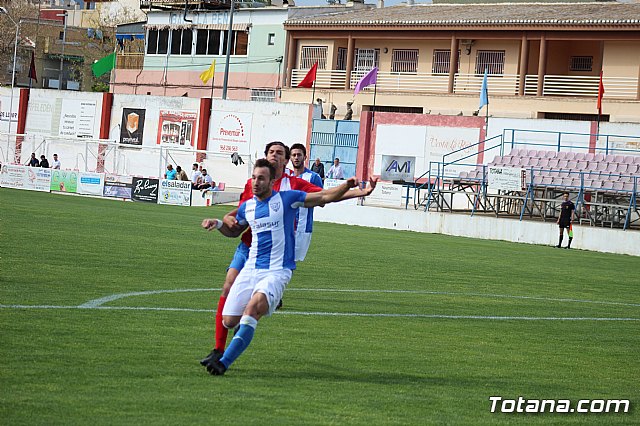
(354, 67), (378, 95)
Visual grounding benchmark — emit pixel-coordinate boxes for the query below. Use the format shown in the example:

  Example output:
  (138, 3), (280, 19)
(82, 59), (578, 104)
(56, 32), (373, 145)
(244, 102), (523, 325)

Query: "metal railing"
(290, 69), (639, 99)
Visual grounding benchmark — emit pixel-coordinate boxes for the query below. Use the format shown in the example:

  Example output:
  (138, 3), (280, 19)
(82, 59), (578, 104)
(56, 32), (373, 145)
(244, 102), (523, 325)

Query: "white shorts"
(222, 268), (292, 317)
(294, 231), (312, 262)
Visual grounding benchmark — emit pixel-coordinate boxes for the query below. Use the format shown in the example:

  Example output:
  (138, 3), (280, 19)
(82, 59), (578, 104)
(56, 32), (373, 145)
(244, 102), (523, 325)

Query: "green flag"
(91, 52), (116, 78)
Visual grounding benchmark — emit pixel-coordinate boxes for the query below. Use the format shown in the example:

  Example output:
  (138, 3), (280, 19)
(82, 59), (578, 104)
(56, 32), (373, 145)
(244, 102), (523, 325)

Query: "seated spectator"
(194, 169), (215, 190)
(164, 164), (177, 180)
(28, 153), (39, 167)
(39, 155), (50, 168)
(176, 165), (189, 181)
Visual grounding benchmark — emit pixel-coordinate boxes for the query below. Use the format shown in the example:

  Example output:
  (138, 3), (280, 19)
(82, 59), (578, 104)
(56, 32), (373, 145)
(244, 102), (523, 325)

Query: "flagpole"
(311, 79), (316, 104)
(210, 65), (215, 99)
(485, 102), (489, 136)
(371, 83), (377, 130)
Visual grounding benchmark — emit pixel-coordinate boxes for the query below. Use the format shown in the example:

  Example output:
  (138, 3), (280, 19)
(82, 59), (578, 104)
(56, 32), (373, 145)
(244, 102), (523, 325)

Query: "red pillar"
(196, 97), (212, 162)
(14, 88), (30, 164)
(96, 92), (113, 172)
(356, 111), (373, 181)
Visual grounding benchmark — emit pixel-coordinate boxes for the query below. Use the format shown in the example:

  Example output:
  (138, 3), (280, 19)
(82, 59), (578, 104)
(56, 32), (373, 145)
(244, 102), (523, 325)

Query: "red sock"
(214, 296), (228, 351)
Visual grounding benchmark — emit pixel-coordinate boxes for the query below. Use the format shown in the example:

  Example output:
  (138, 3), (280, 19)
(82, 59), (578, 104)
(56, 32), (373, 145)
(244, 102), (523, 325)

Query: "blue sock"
(220, 316), (257, 369)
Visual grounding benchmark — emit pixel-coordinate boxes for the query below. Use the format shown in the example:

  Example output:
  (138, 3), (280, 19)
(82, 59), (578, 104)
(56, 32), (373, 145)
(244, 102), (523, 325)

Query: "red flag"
(297, 62), (318, 88)
(28, 52), (37, 83)
(597, 70), (604, 115)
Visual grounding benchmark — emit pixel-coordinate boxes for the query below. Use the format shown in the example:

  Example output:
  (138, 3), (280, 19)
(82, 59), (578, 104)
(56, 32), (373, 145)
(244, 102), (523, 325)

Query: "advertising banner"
(157, 110), (197, 146)
(324, 179), (358, 206)
(132, 177), (159, 203)
(103, 174), (133, 199)
(77, 172), (105, 196)
(0, 164), (51, 192)
(381, 155), (416, 182)
(488, 167), (525, 191)
(158, 179), (192, 206)
(50, 169), (78, 193)
(120, 108), (146, 146)
(209, 111), (253, 155)
(363, 183), (404, 207)
(59, 99), (97, 139)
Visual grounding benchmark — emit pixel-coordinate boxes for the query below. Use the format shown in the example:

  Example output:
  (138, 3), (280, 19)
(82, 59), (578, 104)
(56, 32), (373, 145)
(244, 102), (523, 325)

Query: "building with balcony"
(282, 2), (640, 123)
(111, 0), (372, 99)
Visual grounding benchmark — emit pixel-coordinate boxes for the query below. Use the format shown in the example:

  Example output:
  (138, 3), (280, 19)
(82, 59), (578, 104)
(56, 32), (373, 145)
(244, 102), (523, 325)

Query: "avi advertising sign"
(381, 155), (416, 182)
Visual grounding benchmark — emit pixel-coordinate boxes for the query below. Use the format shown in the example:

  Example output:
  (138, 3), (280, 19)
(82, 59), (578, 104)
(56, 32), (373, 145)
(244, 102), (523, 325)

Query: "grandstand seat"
(567, 161), (578, 170)
(538, 158), (549, 168)
(576, 161), (588, 170)
(626, 164), (638, 175)
(574, 152), (587, 161)
(593, 153), (605, 162)
(623, 182), (637, 193)
(612, 181), (625, 192)
(526, 149), (539, 158)
(566, 152), (578, 161)
(509, 148), (523, 156)
(622, 156), (636, 165)
(561, 177), (574, 188)
(585, 153), (596, 162)
(616, 164), (629, 174)
(558, 159), (569, 168)
(618, 175), (633, 183)
(582, 178), (594, 188)
(633, 156), (640, 165)
(544, 150), (557, 158)
(547, 158), (559, 168)
(606, 163), (618, 173)
(596, 162), (608, 172)
(528, 158), (540, 167)
(613, 155), (625, 163)
(604, 154), (616, 163)
(548, 170), (562, 178)
(541, 176), (553, 186)
(556, 151), (569, 160)
(508, 157), (522, 166)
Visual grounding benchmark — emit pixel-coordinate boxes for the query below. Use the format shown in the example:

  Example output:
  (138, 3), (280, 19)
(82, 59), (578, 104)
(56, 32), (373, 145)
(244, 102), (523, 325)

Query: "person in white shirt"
(327, 157), (344, 179)
(52, 154), (61, 169)
(191, 163), (202, 188)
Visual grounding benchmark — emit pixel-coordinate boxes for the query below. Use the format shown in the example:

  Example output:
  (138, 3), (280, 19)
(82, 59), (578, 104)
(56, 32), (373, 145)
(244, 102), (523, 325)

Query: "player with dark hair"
(287, 143), (323, 261)
(200, 159), (373, 375)
(556, 192), (575, 249)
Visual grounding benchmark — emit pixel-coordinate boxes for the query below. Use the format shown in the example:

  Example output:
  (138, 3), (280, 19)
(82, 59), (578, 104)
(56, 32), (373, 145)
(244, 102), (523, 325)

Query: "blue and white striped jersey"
(236, 190), (307, 270)
(285, 167), (323, 233)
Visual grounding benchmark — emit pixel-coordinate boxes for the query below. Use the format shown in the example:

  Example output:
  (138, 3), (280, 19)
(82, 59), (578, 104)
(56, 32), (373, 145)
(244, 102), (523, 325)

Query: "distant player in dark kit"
(556, 192), (575, 249)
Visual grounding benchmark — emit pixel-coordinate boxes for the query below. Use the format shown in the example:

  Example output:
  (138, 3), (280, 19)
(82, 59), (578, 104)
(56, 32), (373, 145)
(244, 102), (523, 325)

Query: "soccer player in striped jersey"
(201, 159), (373, 375)
(200, 142), (375, 368)
(287, 143), (323, 262)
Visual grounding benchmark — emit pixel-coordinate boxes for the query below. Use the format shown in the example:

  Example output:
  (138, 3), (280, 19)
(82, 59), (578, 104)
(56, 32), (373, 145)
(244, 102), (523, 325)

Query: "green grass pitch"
(1, 188), (638, 425)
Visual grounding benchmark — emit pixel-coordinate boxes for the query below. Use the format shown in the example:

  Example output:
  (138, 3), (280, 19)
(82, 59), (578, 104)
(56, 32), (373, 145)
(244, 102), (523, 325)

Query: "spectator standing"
(191, 163), (202, 187)
(165, 164), (177, 180)
(176, 166), (189, 181)
(39, 155), (50, 168)
(327, 157), (344, 179)
(556, 192), (576, 249)
(52, 154), (61, 169)
(28, 153), (40, 167)
(311, 157), (325, 180)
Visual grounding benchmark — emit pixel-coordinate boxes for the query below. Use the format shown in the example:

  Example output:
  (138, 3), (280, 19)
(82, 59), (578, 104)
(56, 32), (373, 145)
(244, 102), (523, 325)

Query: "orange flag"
(597, 71), (605, 115)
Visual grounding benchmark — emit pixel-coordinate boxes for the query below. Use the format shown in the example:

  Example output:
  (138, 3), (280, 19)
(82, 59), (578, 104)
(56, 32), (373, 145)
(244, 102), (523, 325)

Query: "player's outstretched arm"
(304, 177), (359, 208)
(338, 176), (378, 200)
(201, 218), (247, 238)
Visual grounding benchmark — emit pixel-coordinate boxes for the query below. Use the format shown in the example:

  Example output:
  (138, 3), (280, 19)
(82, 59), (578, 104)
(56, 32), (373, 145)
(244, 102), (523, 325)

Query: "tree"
(0, 0), (38, 86)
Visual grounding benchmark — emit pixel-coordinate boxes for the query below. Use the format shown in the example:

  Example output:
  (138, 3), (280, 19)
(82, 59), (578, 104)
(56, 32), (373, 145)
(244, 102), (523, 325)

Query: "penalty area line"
(0, 304), (639, 321)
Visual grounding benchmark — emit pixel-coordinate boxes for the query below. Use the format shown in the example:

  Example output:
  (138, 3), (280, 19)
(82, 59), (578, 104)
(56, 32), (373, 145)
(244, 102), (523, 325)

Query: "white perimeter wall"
(315, 203), (640, 257)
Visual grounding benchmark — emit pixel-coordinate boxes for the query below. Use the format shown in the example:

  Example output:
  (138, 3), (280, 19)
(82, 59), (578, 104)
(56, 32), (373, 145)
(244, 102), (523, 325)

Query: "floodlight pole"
(221, 0), (236, 100)
(57, 11), (68, 90)
(0, 7), (19, 132)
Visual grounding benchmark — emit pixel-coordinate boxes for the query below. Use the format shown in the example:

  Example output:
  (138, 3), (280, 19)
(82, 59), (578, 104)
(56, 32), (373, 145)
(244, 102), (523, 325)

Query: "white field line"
(0, 304), (638, 321)
(78, 287), (640, 309)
